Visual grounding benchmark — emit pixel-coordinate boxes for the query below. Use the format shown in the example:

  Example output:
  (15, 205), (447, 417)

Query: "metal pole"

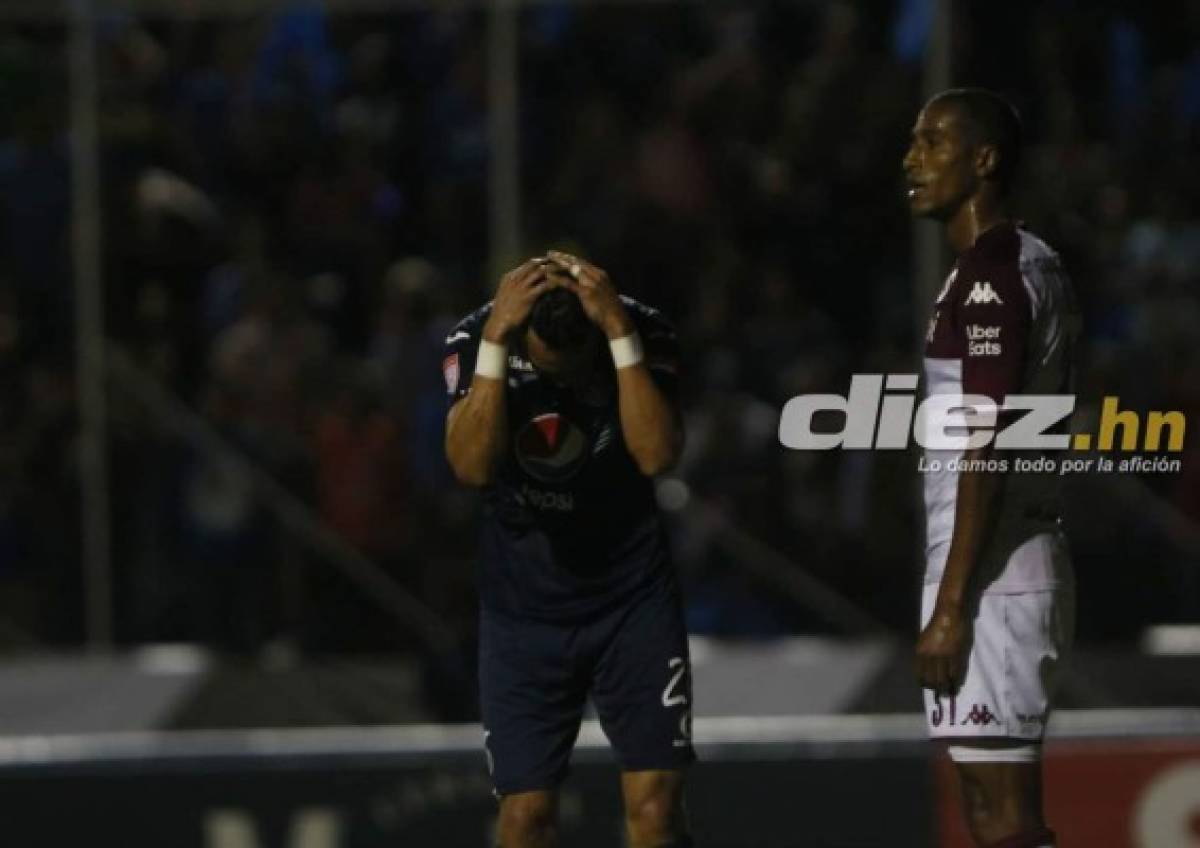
(70, 0), (113, 650)
(913, 0), (953, 345)
(487, 0), (521, 278)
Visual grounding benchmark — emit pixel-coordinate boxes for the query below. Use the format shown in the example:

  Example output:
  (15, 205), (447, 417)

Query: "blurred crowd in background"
(0, 1), (1195, 662)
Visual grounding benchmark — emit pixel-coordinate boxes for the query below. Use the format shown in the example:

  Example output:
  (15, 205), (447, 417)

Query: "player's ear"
(975, 143), (1001, 181)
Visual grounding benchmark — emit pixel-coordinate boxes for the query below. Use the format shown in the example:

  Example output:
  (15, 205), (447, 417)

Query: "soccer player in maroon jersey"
(903, 89), (1080, 848)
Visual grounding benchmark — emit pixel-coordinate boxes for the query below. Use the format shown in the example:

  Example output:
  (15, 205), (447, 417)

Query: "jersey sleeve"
(442, 310), (485, 406)
(630, 301), (681, 398)
(955, 254), (1031, 404)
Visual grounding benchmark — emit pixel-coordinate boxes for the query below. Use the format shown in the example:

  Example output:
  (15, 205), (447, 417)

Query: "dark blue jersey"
(443, 297), (680, 622)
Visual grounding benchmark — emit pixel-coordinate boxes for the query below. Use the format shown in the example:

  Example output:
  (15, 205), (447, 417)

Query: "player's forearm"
(445, 377), (508, 486)
(937, 445), (1003, 608)
(616, 365), (683, 476)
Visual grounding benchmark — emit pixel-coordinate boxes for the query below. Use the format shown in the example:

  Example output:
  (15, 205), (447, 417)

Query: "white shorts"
(920, 582), (1074, 743)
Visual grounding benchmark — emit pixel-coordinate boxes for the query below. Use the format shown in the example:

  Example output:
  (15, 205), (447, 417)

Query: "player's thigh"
(1008, 583), (1073, 732)
(921, 586), (1067, 741)
(590, 580), (695, 772)
(480, 610), (588, 795)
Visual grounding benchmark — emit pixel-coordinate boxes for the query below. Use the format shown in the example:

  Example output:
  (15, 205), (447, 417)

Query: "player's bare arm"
(547, 251), (684, 476)
(445, 258), (559, 486)
(916, 442), (1004, 693)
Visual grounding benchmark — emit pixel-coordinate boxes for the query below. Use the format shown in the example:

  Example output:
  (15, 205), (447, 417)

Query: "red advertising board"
(936, 740), (1200, 847)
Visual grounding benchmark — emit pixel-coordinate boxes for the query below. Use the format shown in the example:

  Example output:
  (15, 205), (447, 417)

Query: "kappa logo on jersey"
(960, 703), (1000, 726)
(515, 412), (589, 483)
(442, 353), (460, 395)
(964, 281), (1004, 306)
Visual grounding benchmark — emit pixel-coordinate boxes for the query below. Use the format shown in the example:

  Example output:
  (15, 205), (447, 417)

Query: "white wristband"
(474, 339), (508, 379)
(609, 333), (644, 369)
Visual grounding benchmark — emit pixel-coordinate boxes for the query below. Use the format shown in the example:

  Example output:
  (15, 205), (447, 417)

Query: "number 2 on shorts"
(661, 657), (689, 708)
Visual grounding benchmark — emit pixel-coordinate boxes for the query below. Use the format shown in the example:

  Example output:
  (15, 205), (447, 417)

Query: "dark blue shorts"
(479, 578), (695, 796)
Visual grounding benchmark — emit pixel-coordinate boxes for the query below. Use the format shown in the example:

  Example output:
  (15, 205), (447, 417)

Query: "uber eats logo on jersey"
(966, 324), (1002, 356)
(778, 375), (1186, 456)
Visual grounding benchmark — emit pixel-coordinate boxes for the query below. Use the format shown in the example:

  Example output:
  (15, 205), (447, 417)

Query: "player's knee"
(498, 792), (556, 845)
(625, 789), (683, 845)
(959, 771), (1037, 845)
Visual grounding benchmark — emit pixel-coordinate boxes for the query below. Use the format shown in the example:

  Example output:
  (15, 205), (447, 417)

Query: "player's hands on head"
(545, 251), (634, 340)
(483, 257), (560, 344)
(915, 602), (969, 695)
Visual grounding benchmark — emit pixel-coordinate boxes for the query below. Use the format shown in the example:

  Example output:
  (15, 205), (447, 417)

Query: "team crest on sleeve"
(443, 353), (460, 394)
(964, 281), (1004, 306)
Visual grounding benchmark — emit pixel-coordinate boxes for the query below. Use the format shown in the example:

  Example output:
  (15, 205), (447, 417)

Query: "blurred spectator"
(312, 364), (409, 560)
(0, 2), (1194, 661)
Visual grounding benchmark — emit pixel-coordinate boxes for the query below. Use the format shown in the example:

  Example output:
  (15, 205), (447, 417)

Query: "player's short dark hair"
(931, 88), (1023, 190)
(529, 287), (595, 351)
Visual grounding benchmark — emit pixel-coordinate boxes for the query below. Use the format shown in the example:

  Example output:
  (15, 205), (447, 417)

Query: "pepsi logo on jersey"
(515, 413), (589, 483)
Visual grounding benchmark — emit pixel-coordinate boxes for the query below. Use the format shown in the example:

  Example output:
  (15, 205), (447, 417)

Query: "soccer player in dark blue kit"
(444, 250), (694, 848)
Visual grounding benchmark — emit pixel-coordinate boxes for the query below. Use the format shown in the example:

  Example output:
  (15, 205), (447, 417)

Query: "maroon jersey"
(922, 223), (1080, 592)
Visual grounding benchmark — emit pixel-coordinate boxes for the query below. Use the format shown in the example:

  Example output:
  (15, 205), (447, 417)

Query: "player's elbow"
(632, 432), (683, 477)
(634, 453), (676, 477)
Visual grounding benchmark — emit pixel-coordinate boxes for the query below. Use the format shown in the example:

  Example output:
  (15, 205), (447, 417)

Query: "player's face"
(903, 101), (979, 220)
(525, 327), (600, 388)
